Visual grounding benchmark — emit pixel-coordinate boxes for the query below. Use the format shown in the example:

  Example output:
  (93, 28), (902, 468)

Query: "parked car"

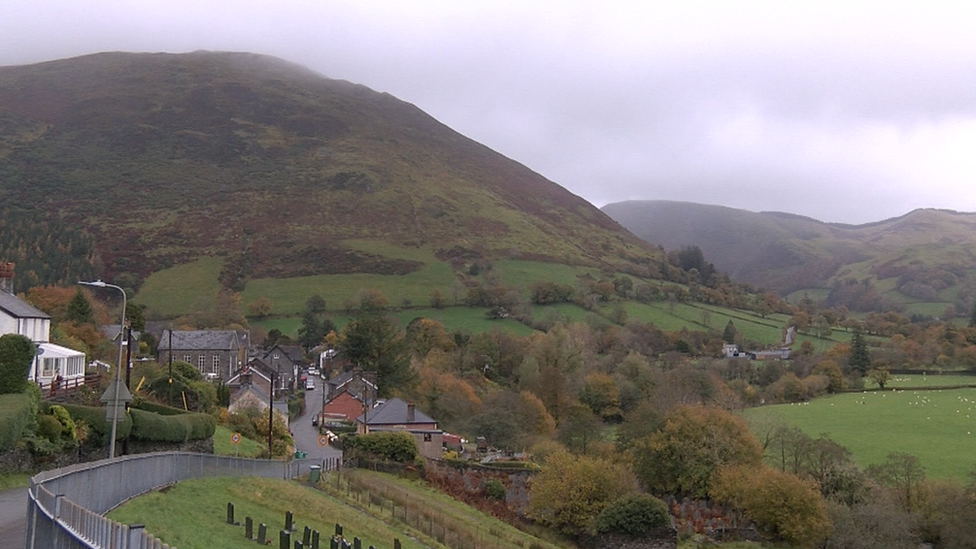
(305, 380), (315, 390)
(312, 414), (319, 426)
(308, 367), (319, 376)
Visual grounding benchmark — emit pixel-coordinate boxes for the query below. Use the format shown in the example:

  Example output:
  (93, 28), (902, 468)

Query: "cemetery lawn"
(108, 476), (439, 549)
(743, 387), (976, 480)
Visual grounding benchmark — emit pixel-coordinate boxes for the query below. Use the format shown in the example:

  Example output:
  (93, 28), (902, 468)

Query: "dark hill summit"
(0, 51), (656, 290)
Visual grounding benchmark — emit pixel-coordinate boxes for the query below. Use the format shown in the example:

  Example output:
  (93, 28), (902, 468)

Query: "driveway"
(0, 487), (26, 548)
(292, 379), (342, 466)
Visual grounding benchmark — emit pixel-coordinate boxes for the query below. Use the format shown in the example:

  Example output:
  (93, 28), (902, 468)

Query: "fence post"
(127, 524), (145, 548)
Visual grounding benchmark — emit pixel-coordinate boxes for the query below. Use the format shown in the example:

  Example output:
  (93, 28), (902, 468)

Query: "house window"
(424, 433), (432, 442)
(212, 355), (220, 374)
(273, 353), (279, 359)
(183, 354), (191, 363)
(42, 358), (56, 377)
(65, 355), (83, 377)
(198, 355), (205, 371)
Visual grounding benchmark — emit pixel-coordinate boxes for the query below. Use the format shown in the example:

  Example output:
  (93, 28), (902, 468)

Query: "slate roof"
(357, 398), (436, 425)
(0, 292), (50, 319)
(158, 330), (240, 351)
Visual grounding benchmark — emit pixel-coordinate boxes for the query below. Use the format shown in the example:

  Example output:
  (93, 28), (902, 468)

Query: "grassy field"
(108, 476), (439, 549)
(136, 257), (224, 317)
(108, 472), (567, 549)
(871, 374), (976, 389)
(743, 387), (976, 479)
(0, 472), (29, 490)
(213, 425), (265, 458)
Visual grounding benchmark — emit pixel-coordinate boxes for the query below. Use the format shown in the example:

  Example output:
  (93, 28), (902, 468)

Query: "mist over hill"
(0, 51), (657, 293)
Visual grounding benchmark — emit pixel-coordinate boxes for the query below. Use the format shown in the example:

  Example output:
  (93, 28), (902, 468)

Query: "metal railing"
(25, 452), (340, 549)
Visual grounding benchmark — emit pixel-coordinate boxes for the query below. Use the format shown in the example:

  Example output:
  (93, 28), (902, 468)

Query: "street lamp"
(79, 279), (127, 458)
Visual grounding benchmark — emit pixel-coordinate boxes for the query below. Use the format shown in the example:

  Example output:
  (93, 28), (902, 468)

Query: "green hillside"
(0, 51), (658, 309)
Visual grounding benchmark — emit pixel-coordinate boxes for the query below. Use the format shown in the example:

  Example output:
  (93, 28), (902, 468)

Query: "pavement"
(291, 378), (343, 466)
(0, 487), (26, 548)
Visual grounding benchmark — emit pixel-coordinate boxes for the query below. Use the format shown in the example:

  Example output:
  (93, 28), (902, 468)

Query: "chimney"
(0, 262), (13, 294)
(407, 402), (415, 423)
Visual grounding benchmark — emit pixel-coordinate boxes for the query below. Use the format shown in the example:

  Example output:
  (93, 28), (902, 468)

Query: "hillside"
(602, 200), (976, 315)
(0, 51), (657, 301)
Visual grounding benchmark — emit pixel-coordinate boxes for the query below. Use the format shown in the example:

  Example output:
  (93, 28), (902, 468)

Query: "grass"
(213, 425), (265, 458)
(0, 472), (30, 490)
(871, 374), (976, 389)
(108, 476), (437, 549)
(743, 387), (976, 479)
(136, 257), (224, 317)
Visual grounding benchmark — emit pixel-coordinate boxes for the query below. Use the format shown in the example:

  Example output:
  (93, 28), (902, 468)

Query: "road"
(0, 487), (26, 548)
(292, 378), (343, 466)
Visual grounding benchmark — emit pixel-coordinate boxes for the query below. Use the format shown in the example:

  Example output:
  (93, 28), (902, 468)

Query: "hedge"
(130, 397), (189, 416)
(129, 408), (215, 442)
(0, 334), (35, 394)
(343, 431), (418, 463)
(0, 393), (33, 451)
(41, 402), (132, 445)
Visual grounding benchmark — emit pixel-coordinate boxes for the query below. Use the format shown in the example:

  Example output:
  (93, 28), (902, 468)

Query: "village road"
(291, 379), (342, 467)
(0, 487), (26, 548)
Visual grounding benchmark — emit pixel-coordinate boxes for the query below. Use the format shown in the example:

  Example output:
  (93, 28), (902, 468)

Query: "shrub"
(595, 493), (670, 536)
(42, 402), (132, 445)
(49, 405), (76, 439)
(484, 478), (506, 500)
(344, 431), (418, 462)
(37, 415), (63, 443)
(0, 334), (35, 394)
(130, 397), (188, 415)
(129, 408), (215, 442)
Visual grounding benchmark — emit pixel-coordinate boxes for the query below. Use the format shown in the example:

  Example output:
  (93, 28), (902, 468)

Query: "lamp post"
(79, 279), (127, 458)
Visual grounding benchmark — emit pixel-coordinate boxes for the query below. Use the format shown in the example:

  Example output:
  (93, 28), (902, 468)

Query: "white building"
(0, 290), (86, 388)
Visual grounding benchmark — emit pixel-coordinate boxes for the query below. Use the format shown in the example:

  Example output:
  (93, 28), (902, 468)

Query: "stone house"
(157, 329), (247, 381)
(356, 397), (443, 460)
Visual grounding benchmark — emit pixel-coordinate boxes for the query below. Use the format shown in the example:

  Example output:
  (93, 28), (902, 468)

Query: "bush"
(0, 334), (35, 394)
(37, 415), (63, 443)
(595, 493), (670, 536)
(42, 402), (132, 445)
(49, 405), (76, 439)
(483, 478), (506, 500)
(344, 431), (418, 462)
(129, 408), (215, 442)
(130, 397), (188, 415)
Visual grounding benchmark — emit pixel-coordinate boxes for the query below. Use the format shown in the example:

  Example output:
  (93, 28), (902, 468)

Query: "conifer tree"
(849, 326), (871, 374)
(64, 289), (94, 325)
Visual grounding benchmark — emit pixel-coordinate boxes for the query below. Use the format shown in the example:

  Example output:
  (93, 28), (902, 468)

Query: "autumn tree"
(579, 371), (622, 422)
(868, 367), (892, 390)
(631, 405), (763, 498)
(527, 450), (638, 536)
(712, 465), (832, 547)
(247, 296), (273, 318)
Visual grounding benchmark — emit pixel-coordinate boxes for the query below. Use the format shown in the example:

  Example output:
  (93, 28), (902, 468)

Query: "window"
(212, 355), (220, 374)
(423, 433), (432, 442)
(198, 355), (205, 371)
(65, 355), (83, 377)
(42, 358), (56, 377)
(183, 354), (191, 363)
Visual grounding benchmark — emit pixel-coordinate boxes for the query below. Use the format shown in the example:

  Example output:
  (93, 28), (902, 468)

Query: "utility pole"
(123, 325), (132, 456)
(268, 370), (275, 458)
(168, 329), (174, 406)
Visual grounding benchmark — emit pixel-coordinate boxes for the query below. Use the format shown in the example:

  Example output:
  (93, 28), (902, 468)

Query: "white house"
(0, 290), (86, 387)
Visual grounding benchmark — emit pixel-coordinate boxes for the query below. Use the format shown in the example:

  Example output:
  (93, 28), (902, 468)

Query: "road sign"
(318, 435), (328, 447)
(231, 432), (241, 444)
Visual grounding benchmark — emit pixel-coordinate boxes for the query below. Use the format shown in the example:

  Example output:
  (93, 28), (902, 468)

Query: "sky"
(3, 1), (975, 224)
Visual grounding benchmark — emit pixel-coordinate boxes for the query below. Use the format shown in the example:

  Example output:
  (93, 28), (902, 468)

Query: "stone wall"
(423, 458), (536, 514)
(663, 496), (761, 543)
(580, 530), (677, 549)
(0, 436), (215, 474)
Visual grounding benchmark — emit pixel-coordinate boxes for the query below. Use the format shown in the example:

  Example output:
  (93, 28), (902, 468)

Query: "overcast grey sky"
(3, 1), (975, 223)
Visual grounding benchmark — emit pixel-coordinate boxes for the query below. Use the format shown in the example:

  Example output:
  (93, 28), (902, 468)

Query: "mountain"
(0, 51), (656, 295)
(602, 200), (976, 314)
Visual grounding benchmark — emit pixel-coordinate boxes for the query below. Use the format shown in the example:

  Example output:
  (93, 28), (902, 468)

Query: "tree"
(849, 326), (871, 374)
(556, 402), (604, 454)
(578, 371), (622, 422)
(527, 450), (638, 536)
(297, 309), (324, 351)
(712, 465), (832, 547)
(340, 307), (414, 395)
(868, 368), (891, 390)
(306, 294), (327, 314)
(722, 320), (739, 344)
(125, 302), (146, 332)
(247, 297), (273, 318)
(631, 405), (763, 498)
(594, 493), (670, 536)
(0, 334), (35, 394)
(866, 452), (926, 512)
(64, 289), (94, 325)
(970, 302), (976, 328)
(429, 289), (445, 309)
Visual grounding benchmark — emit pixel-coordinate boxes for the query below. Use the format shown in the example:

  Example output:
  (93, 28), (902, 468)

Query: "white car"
(308, 368), (319, 376)
(305, 380), (315, 390)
